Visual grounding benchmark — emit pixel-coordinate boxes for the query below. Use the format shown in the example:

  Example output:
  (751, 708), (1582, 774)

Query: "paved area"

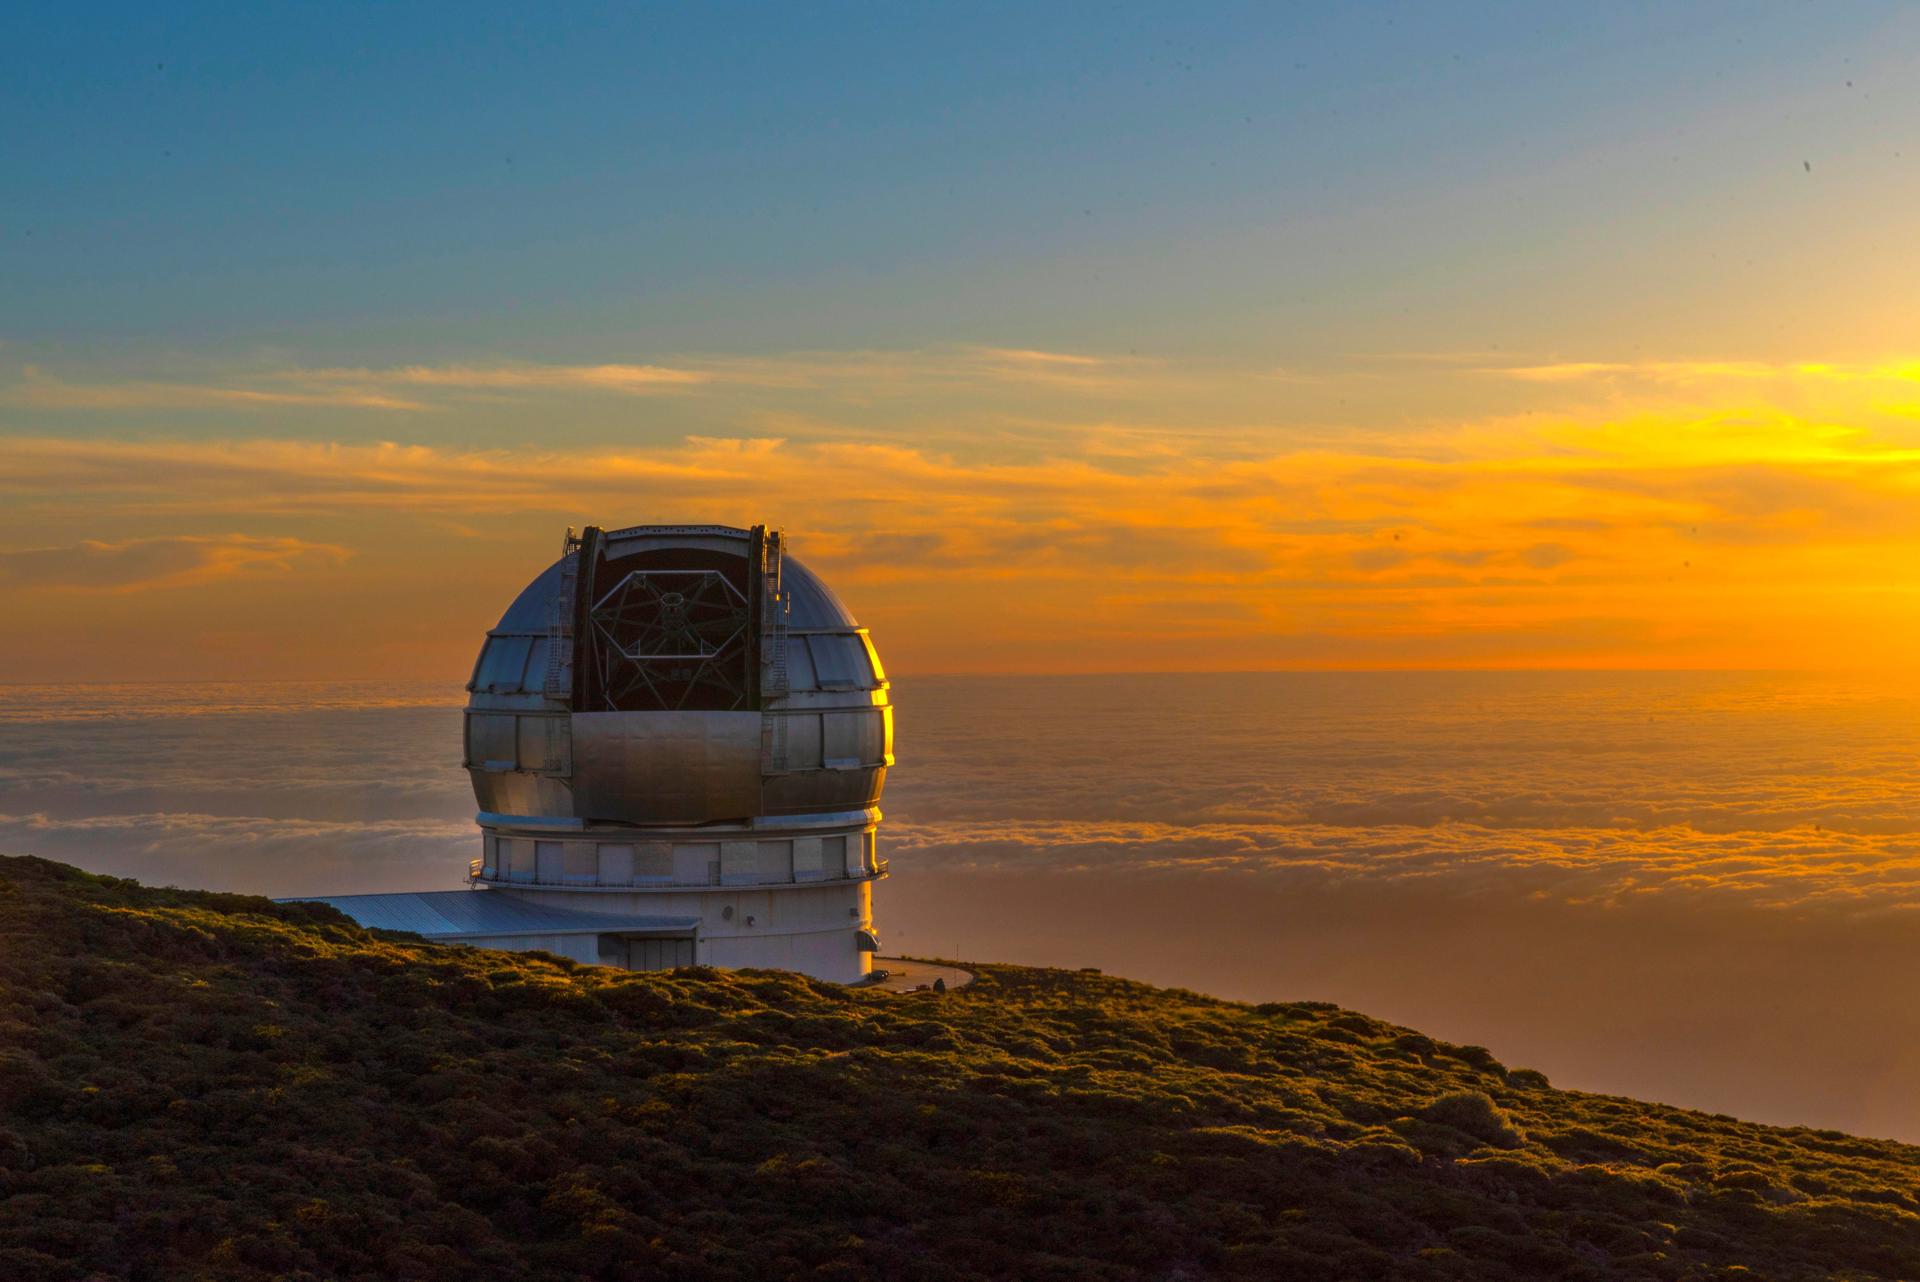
(868, 956), (975, 993)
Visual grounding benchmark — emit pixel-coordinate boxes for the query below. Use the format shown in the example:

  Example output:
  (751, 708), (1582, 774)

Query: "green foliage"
(1423, 1091), (1524, 1149)
(4, 853), (1920, 1280)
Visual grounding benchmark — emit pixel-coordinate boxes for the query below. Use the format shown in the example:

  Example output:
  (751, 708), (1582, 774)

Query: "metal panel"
(634, 841), (673, 883)
(720, 839), (758, 886)
(763, 765), (886, 813)
(673, 842), (719, 885)
(598, 843), (635, 885)
(793, 835), (824, 881)
(502, 839), (534, 882)
(822, 710), (883, 767)
(782, 558), (858, 629)
(516, 716), (551, 772)
(785, 636), (819, 690)
(467, 713), (517, 768)
(562, 843), (597, 885)
(282, 889), (698, 939)
(536, 840), (565, 883)
(570, 711), (764, 822)
(786, 713), (823, 769)
(858, 632), (887, 685)
(756, 839), (794, 884)
(468, 767), (575, 817)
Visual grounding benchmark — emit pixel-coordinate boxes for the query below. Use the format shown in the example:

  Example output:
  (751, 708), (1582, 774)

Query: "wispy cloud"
(0, 535), (351, 592)
(7, 345), (1920, 673)
(298, 361), (712, 392)
(10, 367), (428, 411)
(1478, 358), (1920, 386)
(4, 345), (1144, 414)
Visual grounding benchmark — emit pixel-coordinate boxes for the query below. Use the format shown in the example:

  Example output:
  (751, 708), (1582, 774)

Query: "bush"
(1422, 1090), (1525, 1149)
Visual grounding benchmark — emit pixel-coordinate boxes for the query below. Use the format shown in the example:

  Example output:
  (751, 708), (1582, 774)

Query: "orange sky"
(5, 350), (1919, 681)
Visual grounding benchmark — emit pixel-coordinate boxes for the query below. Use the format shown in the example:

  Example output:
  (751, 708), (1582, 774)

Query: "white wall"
(465, 879), (876, 983)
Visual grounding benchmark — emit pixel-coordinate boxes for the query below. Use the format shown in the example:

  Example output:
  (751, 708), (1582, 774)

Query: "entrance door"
(627, 936), (696, 971)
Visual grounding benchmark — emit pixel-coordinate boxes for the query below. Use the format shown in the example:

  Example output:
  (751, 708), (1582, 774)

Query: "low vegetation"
(4, 854), (1920, 1280)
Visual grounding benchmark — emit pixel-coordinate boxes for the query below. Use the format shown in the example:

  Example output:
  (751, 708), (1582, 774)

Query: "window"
(475, 636), (534, 691)
(627, 937), (696, 971)
(806, 634), (871, 689)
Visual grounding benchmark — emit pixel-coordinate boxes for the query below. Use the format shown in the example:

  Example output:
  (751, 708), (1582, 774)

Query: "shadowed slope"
(3, 854), (1918, 1281)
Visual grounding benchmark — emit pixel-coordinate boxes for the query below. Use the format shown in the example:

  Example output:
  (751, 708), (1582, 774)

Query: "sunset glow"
(6, 353), (1920, 677)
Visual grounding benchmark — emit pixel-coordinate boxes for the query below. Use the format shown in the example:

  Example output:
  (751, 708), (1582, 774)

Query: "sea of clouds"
(6, 671), (1920, 1138)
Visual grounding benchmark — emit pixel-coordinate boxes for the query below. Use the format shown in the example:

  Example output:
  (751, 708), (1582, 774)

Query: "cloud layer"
(0, 534), (349, 591)
(5, 345), (1920, 676)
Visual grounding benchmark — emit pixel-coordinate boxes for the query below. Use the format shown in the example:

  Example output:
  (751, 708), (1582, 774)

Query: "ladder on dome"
(764, 529), (789, 698)
(761, 528), (791, 772)
(544, 528), (580, 701)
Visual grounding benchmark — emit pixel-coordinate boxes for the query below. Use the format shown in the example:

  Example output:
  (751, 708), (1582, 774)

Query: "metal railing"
(467, 858), (888, 890)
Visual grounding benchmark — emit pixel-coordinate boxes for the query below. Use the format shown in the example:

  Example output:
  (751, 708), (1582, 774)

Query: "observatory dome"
(453, 523), (892, 982)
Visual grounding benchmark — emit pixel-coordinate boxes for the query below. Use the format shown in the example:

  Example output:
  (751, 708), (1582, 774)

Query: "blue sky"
(7, 2), (1910, 362)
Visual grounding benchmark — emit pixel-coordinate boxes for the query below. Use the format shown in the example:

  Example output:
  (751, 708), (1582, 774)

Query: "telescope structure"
(299, 524), (892, 982)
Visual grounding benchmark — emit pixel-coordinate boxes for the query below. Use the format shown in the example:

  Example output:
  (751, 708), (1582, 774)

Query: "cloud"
(10, 367), (427, 411)
(5, 345), (1143, 413)
(8, 344), (1920, 672)
(0, 534), (351, 592)
(1485, 361), (1783, 383)
(299, 362), (711, 392)
(884, 817), (1920, 912)
(1, 397), (1917, 669)
(0, 810), (473, 897)
(1479, 358), (1920, 387)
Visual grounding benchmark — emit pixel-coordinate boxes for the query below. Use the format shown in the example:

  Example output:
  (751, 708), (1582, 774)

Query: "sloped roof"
(282, 889), (697, 940)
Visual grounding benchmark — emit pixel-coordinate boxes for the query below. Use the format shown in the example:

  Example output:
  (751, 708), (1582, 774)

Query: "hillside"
(4, 857), (1920, 1281)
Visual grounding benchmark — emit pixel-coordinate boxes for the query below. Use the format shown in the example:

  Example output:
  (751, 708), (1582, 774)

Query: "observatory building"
(297, 524), (893, 983)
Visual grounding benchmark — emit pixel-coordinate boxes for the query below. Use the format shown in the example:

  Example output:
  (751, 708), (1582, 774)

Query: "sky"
(6, 2), (1920, 678)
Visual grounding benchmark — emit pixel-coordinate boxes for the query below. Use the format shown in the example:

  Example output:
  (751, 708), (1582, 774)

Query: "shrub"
(1422, 1091), (1525, 1149)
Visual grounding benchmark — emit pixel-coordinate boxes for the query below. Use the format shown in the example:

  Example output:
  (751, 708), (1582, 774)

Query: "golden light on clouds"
(4, 348), (1919, 680)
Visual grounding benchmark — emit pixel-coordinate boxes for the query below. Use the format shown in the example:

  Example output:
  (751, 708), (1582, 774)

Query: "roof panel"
(282, 889), (698, 939)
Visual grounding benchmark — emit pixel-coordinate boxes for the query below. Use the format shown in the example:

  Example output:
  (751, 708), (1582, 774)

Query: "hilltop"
(3, 856), (1919, 1280)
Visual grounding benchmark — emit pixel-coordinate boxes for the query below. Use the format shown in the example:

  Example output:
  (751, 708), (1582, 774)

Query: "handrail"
(466, 861), (887, 890)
